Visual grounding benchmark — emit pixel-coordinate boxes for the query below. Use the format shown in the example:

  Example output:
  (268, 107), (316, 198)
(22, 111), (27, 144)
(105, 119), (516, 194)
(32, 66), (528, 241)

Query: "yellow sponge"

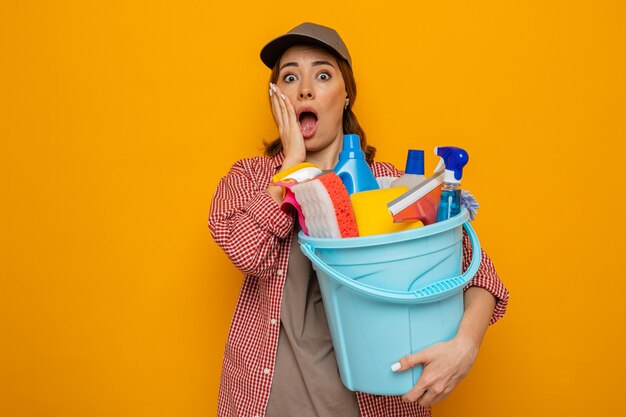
(350, 187), (424, 236)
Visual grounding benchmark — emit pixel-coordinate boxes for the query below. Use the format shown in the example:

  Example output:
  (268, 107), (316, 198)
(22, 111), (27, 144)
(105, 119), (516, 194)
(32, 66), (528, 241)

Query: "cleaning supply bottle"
(333, 134), (379, 194)
(391, 150), (426, 188)
(435, 146), (469, 222)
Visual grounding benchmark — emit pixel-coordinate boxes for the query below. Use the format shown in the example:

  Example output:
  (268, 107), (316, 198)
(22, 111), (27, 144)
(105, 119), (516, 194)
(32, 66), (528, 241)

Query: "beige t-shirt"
(265, 227), (361, 417)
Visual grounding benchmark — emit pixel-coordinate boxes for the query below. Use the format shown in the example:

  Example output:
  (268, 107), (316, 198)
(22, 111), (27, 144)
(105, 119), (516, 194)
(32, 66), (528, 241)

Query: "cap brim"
(260, 34), (345, 69)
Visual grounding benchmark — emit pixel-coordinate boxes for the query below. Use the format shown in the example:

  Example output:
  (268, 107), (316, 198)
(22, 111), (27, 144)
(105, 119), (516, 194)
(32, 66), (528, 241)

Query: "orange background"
(1, 1), (625, 416)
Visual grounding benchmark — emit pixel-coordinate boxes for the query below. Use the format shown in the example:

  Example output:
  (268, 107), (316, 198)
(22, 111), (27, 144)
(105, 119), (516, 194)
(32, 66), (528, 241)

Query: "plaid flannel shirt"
(209, 152), (509, 417)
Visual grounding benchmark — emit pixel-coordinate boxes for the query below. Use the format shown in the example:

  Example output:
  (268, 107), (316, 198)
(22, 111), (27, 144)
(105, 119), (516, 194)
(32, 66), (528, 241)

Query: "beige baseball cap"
(260, 22), (352, 69)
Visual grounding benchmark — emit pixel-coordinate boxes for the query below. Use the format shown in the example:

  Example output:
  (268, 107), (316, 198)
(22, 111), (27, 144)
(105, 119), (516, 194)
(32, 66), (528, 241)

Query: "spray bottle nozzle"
(435, 146), (469, 183)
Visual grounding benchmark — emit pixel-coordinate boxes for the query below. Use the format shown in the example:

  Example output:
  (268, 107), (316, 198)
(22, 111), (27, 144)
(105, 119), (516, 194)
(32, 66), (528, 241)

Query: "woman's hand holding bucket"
(392, 336), (479, 406)
(392, 286), (496, 406)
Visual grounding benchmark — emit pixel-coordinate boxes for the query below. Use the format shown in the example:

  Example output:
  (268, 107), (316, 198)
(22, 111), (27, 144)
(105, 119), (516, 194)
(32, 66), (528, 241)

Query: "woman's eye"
(283, 74), (297, 82)
(317, 72), (331, 81)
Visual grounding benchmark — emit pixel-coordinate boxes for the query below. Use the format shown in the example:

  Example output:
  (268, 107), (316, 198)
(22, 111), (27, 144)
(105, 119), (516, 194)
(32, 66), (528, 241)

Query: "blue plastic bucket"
(298, 209), (481, 395)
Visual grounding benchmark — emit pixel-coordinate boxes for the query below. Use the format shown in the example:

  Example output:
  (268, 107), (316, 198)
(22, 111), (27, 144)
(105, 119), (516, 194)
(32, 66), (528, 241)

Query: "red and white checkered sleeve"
(208, 158), (294, 279)
(461, 232), (509, 325)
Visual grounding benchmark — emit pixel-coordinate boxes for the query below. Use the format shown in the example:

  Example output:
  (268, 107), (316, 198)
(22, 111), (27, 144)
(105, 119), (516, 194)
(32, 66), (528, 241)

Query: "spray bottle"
(435, 146), (469, 222)
(333, 134), (379, 194)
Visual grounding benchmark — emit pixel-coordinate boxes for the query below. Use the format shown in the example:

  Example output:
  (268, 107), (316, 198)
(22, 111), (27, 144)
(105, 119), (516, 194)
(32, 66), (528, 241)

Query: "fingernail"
(391, 362), (401, 372)
(269, 87), (273, 97)
(281, 94), (286, 101)
(271, 83), (278, 92)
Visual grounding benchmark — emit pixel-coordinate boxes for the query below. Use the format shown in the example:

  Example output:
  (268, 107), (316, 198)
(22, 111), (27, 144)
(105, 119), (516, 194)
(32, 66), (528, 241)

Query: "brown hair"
(263, 49), (376, 164)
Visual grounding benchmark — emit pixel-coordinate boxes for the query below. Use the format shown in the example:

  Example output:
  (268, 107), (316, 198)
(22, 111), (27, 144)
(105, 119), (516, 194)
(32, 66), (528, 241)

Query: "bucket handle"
(300, 222), (482, 304)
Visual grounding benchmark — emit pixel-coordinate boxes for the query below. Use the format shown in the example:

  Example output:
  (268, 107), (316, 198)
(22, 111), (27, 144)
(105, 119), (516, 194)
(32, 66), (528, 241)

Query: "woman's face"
(276, 45), (347, 153)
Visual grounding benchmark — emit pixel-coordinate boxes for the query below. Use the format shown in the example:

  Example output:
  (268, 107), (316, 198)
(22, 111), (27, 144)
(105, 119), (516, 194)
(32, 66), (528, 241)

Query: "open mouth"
(297, 110), (319, 139)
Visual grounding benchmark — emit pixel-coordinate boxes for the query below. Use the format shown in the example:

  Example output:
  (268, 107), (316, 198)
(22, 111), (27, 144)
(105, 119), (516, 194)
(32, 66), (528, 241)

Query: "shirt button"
(276, 269), (284, 276)
(270, 319), (277, 325)
(263, 368), (271, 375)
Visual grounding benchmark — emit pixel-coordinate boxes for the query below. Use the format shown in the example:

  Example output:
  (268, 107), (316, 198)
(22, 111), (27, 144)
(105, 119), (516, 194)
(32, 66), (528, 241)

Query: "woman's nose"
(298, 85), (315, 99)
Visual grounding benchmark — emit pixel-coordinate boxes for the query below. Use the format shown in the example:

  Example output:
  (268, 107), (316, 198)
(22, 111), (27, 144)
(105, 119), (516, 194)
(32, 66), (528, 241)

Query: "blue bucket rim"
(299, 221), (481, 303)
(298, 208), (470, 249)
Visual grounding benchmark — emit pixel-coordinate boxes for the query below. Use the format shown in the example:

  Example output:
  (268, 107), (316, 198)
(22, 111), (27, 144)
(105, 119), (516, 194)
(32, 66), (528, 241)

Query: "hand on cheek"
(270, 83), (306, 170)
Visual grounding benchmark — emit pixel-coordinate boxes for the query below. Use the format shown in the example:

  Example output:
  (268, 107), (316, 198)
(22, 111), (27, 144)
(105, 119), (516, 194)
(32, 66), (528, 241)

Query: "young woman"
(209, 22), (509, 417)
